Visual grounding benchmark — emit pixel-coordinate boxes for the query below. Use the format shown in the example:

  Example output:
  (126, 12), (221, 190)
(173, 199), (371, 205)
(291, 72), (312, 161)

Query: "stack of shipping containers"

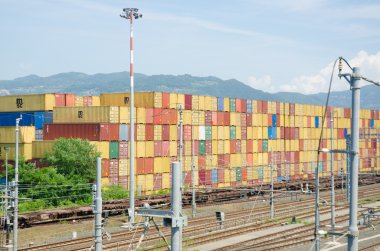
(0, 92), (379, 195)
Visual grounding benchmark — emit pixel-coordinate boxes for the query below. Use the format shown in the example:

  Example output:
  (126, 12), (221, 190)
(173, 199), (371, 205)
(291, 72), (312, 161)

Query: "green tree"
(44, 138), (100, 182)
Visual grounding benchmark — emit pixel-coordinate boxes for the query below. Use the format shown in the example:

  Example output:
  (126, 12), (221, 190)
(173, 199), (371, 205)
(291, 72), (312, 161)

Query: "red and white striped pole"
(121, 8), (142, 226)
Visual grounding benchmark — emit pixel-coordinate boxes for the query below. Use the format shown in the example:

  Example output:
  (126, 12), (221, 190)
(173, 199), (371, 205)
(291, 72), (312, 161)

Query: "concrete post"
(14, 118), (21, 251)
(191, 126), (196, 218)
(270, 149), (274, 219)
(348, 67), (361, 251)
(171, 162), (182, 251)
(95, 157), (103, 251)
(330, 111), (335, 242)
(128, 10), (136, 225)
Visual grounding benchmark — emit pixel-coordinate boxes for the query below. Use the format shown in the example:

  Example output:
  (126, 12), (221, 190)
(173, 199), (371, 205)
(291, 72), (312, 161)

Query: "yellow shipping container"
(136, 141), (146, 157)
(75, 96), (84, 106)
(162, 173), (171, 189)
(211, 97), (218, 111)
(183, 110), (192, 125)
(224, 169), (231, 182)
(145, 141), (154, 157)
(145, 174), (154, 191)
(204, 96), (212, 111)
(236, 126), (242, 140)
(212, 126), (218, 140)
(154, 125), (162, 141)
(199, 96), (205, 110)
(223, 97), (230, 111)
(224, 140), (230, 154)
(53, 106), (119, 123)
(92, 96), (100, 106)
(169, 93), (178, 109)
(136, 107), (146, 124)
(100, 92), (162, 108)
(162, 157), (171, 173)
(170, 125), (178, 141)
(0, 94), (56, 112)
(119, 107), (136, 124)
(0, 126), (35, 143)
(0, 143), (32, 160)
(119, 159), (128, 176)
(137, 124), (145, 141)
(177, 94), (185, 109)
(170, 141), (177, 156)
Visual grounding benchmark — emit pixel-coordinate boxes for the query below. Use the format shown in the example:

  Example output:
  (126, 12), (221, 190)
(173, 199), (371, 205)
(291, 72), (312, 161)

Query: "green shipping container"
(199, 140), (205, 155)
(258, 166), (263, 179)
(205, 126), (212, 140)
(110, 141), (119, 159)
(230, 99), (236, 112)
(236, 167), (242, 182)
(262, 140), (268, 153)
(230, 126), (236, 139)
(318, 162), (323, 173)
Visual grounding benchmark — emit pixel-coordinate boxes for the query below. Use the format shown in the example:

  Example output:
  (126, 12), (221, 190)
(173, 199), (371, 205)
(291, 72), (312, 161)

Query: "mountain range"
(0, 72), (379, 110)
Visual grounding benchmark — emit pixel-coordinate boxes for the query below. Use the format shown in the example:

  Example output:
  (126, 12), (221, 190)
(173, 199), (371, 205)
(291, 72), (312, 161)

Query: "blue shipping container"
(277, 176), (283, 182)
(246, 100), (252, 113)
(315, 116), (319, 128)
(344, 128), (348, 137)
(211, 169), (218, 184)
(119, 124), (129, 141)
(272, 114), (277, 127)
(217, 98), (224, 111)
(370, 119), (375, 129)
(272, 127), (277, 139)
(0, 111), (52, 129)
(268, 127), (272, 139)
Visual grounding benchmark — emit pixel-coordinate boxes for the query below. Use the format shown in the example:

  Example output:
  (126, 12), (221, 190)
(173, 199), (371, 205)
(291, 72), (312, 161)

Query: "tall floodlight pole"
(191, 125), (196, 218)
(270, 149), (274, 219)
(315, 158), (320, 251)
(5, 147), (10, 246)
(330, 111), (335, 242)
(14, 117), (22, 251)
(121, 8), (142, 225)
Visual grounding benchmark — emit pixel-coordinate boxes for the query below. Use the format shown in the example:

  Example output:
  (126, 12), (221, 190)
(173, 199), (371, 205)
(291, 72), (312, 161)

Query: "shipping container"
(0, 94), (56, 112)
(0, 143), (32, 160)
(100, 92), (163, 108)
(43, 123), (119, 141)
(0, 111), (53, 129)
(0, 126), (35, 143)
(53, 106), (119, 123)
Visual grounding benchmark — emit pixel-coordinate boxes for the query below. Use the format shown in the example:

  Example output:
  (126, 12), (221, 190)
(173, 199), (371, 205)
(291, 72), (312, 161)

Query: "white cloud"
(247, 75), (277, 92)
(277, 51), (380, 94)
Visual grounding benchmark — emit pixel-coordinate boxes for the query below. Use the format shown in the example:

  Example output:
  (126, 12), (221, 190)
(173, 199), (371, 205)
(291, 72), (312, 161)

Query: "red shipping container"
(137, 158), (145, 175)
(161, 141), (170, 156)
(217, 168), (224, 183)
(242, 167), (247, 181)
(162, 125), (170, 141)
(162, 93), (170, 108)
(198, 156), (206, 170)
(246, 113), (252, 126)
(294, 128), (299, 139)
(257, 101), (263, 113)
(109, 159), (119, 178)
(246, 139), (253, 153)
(258, 140), (262, 152)
(118, 175), (128, 189)
(236, 98), (242, 112)
(154, 173), (162, 190)
(205, 140), (212, 154)
(145, 124), (154, 141)
(55, 94), (66, 106)
(262, 101), (268, 114)
(144, 158), (154, 174)
(217, 154), (224, 167)
(102, 159), (110, 178)
(307, 117), (311, 127)
(224, 154), (230, 167)
(277, 116), (281, 126)
(184, 94), (192, 110)
(119, 141), (128, 158)
(241, 99), (247, 113)
(145, 108), (154, 124)
(153, 108), (163, 124)
(230, 140), (236, 154)
(217, 112), (224, 125)
(224, 112), (230, 125)
(198, 170), (206, 185)
(241, 127), (247, 139)
(193, 141), (199, 156)
(65, 94), (75, 106)
(211, 112), (217, 125)
(154, 141), (162, 156)
(268, 114), (272, 126)
(43, 123), (119, 141)
(280, 127), (284, 139)
(289, 104), (295, 115)
(290, 128), (295, 140)
(236, 140), (241, 153)
(205, 111), (212, 126)
(246, 154), (253, 166)
(299, 139), (304, 151)
(169, 109), (177, 124)
(276, 102), (281, 114)
(183, 125), (192, 140)
(83, 96), (92, 106)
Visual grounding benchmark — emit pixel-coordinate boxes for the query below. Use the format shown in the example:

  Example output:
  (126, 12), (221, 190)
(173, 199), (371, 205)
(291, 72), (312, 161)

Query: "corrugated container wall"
(53, 106), (119, 123)
(0, 94), (56, 112)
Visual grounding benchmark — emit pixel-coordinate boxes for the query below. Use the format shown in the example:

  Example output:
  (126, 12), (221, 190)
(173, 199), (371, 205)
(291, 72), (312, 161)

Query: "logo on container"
(16, 98), (23, 108)
(124, 97), (130, 104)
(78, 111), (83, 118)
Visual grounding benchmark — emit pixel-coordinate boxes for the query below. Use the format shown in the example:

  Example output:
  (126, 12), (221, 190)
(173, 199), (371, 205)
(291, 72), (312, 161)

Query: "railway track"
(18, 181), (380, 250)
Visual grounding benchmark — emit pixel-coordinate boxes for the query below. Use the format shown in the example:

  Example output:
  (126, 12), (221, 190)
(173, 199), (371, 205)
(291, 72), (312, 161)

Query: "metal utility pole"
(94, 157), (103, 251)
(346, 136), (351, 201)
(191, 125), (196, 218)
(347, 67), (361, 251)
(120, 7), (142, 225)
(14, 117), (21, 251)
(315, 159), (320, 251)
(171, 161), (182, 251)
(5, 147), (10, 246)
(330, 111), (336, 242)
(179, 105), (183, 184)
(270, 149), (274, 220)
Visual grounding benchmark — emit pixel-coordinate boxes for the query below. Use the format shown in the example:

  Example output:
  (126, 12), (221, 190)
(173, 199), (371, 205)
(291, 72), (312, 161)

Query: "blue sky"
(1, 0), (379, 94)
